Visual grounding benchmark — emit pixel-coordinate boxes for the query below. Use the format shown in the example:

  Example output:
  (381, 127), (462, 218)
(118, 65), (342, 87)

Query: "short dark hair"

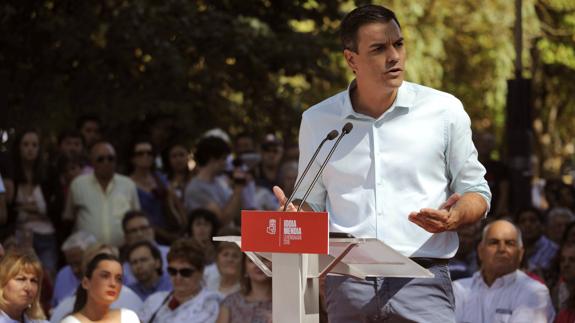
(194, 136), (230, 167)
(188, 208), (220, 239)
(515, 207), (545, 225)
(340, 4), (401, 52)
(126, 240), (163, 276)
(75, 114), (102, 130)
(122, 210), (149, 232)
(57, 129), (83, 146)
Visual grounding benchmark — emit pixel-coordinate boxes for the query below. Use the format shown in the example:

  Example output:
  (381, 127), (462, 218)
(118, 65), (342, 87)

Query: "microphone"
(282, 129), (339, 211)
(297, 122), (353, 212)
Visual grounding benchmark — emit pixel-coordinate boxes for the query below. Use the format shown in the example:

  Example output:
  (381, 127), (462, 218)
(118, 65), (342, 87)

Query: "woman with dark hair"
(161, 143), (192, 205)
(188, 209), (220, 264)
(128, 138), (184, 244)
(0, 249), (48, 323)
(61, 253), (139, 322)
(8, 129), (58, 275)
(138, 239), (220, 323)
(216, 254), (272, 323)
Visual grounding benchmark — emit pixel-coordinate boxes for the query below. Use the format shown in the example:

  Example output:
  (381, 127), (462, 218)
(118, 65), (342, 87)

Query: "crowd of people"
(0, 113), (573, 323)
(0, 115), (283, 322)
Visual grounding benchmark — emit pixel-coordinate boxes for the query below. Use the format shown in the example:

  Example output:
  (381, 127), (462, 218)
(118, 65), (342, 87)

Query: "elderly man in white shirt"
(63, 142), (140, 247)
(453, 220), (555, 323)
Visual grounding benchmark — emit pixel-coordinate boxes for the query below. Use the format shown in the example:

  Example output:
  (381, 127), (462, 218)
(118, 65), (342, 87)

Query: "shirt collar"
(340, 79), (415, 119)
(474, 269), (519, 289)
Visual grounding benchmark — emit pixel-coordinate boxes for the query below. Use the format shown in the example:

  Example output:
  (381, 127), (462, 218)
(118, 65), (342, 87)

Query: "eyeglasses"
(125, 225), (152, 235)
(95, 155), (116, 163)
(167, 267), (196, 278)
(135, 150), (153, 157)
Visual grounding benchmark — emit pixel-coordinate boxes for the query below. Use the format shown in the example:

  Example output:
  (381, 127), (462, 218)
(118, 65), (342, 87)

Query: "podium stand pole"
(272, 253), (319, 323)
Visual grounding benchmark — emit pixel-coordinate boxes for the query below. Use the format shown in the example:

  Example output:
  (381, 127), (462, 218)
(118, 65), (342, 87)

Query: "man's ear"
(343, 49), (358, 74)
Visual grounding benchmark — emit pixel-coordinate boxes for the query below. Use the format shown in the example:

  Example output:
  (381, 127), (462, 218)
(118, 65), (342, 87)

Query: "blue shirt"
(128, 274), (172, 301)
(51, 265), (79, 307)
(293, 80), (491, 258)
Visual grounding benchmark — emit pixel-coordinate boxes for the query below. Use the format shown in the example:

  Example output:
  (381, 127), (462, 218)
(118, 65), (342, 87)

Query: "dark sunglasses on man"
(167, 266), (196, 278)
(96, 155), (116, 163)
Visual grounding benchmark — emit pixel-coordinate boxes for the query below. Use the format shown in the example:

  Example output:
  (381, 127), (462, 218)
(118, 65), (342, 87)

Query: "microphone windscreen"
(342, 122), (353, 134)
(326, 130), (339, 140)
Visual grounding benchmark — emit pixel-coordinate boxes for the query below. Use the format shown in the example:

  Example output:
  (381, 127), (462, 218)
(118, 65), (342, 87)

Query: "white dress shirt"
(138, 289), (220, 323)
(293, 80), (491, 258)
(60, 309), (139, 323)
(453, 270), (555, 323)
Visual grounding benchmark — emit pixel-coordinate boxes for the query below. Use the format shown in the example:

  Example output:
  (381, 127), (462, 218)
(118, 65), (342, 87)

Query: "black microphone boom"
(297, 122), (353, 212)
(282, 129), (339, 211)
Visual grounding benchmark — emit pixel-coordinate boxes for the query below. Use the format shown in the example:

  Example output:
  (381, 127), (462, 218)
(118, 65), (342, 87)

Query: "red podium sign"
(241, 210), (329, 254)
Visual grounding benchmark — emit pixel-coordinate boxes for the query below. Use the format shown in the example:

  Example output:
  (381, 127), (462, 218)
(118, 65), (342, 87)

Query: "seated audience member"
(204, 228), (242, 297)
(516, 207), (559, 275)
(127, 138), (185, 244)
(52, 231), (97, 307)
(121, 210), (170, 285)
(76, 115), (102, 150)
(216, 254), (272, 323)
(139, 239), (220, 322)
(161, 142), (192, 208)
(50, 244), (143, 323)
(453, 220), (555, 323)
(547, 207), (575, 245)
(63, 141), (140, 247)
(449, 222), (480, 280)
(254, 134), (283, 191)
(0, 249), (48, 323)
(188, 208), (220, 264)
(555, 243), (575, 322)
(184, 136), (247, 226)
(60, 253), (139, 323)
(126, 240), (171, 301)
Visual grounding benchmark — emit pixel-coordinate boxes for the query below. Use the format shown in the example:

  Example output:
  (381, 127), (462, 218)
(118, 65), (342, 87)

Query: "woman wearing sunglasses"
(127, 138), (184, 245)
(139, 238), (220, 323)
(60, 253), (139, 323)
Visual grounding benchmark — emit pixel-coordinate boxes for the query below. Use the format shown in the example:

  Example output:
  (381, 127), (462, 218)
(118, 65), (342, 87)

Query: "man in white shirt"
(63, 142), (140, 246)
(273, 4), (490, 322)
(453, 220), (555, 323)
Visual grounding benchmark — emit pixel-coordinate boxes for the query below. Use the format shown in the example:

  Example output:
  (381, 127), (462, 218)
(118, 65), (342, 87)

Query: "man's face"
(64, 247), (84, 279)
(81, 121), (101, 147)
(344, 21), (405, 92)
(124, 216), (155, 245)
(59, 137), (84, 156)
(517, 210), (542, 241)
(91, 143), (116, 180)
(478, 221), (524, 279)
(129, 246), (160, 283)
(547, 214), (572, 243)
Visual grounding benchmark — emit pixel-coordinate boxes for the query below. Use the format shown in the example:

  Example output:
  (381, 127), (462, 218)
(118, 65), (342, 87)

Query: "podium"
(214, 211), (434, 323)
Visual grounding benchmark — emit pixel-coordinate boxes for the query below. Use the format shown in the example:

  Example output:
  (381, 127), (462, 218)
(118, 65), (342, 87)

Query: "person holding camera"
(184, 136), (250, 227)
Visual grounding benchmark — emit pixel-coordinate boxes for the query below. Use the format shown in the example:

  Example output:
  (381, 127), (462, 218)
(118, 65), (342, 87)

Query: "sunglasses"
(96, 155), (116, 163)
(167, 267), (196, 278)
(135, 150), (153, 157)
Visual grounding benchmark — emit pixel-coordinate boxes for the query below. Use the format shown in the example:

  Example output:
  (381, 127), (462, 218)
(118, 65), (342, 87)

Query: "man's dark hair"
(188, 208), (221, 239)
(57, 129), (83, 146)
(75, 114), (102, 130)
(340, 4), (401, 52)
(515, 206), (545, 225)
(194, 136), (231, 167)
(126, 240), (163, 276)
(122, 210), (149, 232)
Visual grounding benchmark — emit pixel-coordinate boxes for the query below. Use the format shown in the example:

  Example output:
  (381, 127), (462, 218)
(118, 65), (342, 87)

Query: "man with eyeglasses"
(63, 141), (140, 247)
(126, 240), (172, 301)
(121, 210), (170, 286)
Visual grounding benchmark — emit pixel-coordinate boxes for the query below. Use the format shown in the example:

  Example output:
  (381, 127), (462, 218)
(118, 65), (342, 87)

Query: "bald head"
(481, 220), (523, 247)
(90, 141), (116, 181)
(478, 220), (525, 285)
